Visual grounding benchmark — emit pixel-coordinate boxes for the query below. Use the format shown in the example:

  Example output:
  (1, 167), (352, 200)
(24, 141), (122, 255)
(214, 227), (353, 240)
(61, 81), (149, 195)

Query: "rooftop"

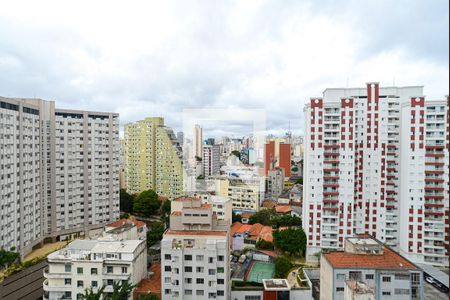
(275, 205), (292, 214)
(263, 279), (290, 290)
(324, 246), (417, 270)
(108, 218), (146, 229)
(165, 229), (228, 236)
(135, 263), (161, 297)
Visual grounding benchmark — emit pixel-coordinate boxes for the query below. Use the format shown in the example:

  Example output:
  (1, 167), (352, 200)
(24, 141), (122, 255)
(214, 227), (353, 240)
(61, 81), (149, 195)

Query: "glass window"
(365, 274), (374, 280)
(185, 255), (192, 261)
(336, 287), (344, 292)
(64, 278), (72, 285)
(196, 278), (204, 284)
(107, 279), (114, 286)
(90, 268), (98, 275)
(121, 267), (127, 274)
(196, 290), (204, 296)
(165, 266), (171, 272)
(77, 280), (83, 288)
(77, 267), (83, 274)
(165, 254), (171, 260)
(185, 266), (192, 272)
(185, 290), (193, 295)
(107, 266), (113, 273)
(382, 276), (391, 282)
(92, 281), (98, 287)
(65, 264), (71, 272)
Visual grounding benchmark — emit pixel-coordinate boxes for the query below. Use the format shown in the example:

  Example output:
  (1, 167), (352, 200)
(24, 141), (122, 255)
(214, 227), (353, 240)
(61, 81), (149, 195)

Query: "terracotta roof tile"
(324, 247), (417, 270)
(275, 205), (292, 213)
(108, 218), (146, 229)
(135, 263), (161, 297)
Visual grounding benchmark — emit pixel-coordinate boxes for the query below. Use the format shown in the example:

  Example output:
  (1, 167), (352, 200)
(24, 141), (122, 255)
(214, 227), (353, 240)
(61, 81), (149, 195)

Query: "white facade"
(203, 144), (220, 176)
(267, 168), (285, 199)
(161, 197), (230, 300)
(320, 237), (423, 300)
(302, 84), (449, 266)
(0, 97), (120, 257)
(44, 239), (147, 300)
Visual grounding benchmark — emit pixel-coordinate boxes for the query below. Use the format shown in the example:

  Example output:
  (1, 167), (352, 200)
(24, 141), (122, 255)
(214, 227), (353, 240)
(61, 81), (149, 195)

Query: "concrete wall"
(0, 261), (47, 300)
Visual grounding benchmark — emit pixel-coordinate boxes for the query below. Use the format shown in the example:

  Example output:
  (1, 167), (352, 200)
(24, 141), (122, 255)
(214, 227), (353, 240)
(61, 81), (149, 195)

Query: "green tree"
(295, 177), (303, 185)
(274, 256), (292, 278)
(120, 189), (134, 213)
(147, 222), (166, 247)
(248, 209), (277, 225)
(133, 189), (160, 217)
(232, 212), (242, 223)
(271, 215), (302, 228)
(0, 249), (19, 268)
(109, 281), (136, 300)
(161, 200), (171, 226)
(231, 150), (241, 160)
(255, 239), (274, 250)
(273, 228), (306, 255)
(80, 286), (105, 300)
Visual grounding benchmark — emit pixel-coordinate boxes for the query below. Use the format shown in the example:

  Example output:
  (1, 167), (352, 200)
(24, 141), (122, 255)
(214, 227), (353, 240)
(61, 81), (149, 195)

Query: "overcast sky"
(0, 0), (448, 137)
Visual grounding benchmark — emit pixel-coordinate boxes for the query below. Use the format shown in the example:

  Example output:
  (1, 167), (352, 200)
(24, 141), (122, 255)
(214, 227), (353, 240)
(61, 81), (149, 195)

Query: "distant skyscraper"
(193, 124), (203, 159)
(0, 97), (120, 257)
(203, 144), (220, 176)
(264, 140), (291, 177)
(303, 83), (449, 266)
(124, 117), (184, 199)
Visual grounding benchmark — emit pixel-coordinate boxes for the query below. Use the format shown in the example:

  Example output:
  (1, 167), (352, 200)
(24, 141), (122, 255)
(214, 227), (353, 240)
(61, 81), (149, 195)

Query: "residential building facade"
(302, 83), (449, 266)
(267, 168), (285, 200)
(320, 236), (423, 300)
(202, 144), (220, 176)
(44, 239), (147, 300)
(0, 97), (120, 257)
(161, 197), (230, 300)
(124, 117), (184, 199)
(264, 140), (291, 177)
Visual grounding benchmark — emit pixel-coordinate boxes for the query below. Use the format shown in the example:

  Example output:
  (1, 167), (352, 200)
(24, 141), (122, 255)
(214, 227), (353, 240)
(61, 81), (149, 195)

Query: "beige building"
(124, 117), (184, 199)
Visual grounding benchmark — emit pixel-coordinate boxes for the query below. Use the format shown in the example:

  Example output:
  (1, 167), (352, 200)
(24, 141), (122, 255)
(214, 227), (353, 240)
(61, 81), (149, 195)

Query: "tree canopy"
(232, 211), (242, 223)
(0, 249), (19, 268)
(133, 189), (160, 217)
(119, 189), (134, 213)
(147, 222), (166, 247)
(231, 150), (241, 159)
(273, 228), (306, 255)
(248, 209), (302, 228)
(274, 256), (292, 278)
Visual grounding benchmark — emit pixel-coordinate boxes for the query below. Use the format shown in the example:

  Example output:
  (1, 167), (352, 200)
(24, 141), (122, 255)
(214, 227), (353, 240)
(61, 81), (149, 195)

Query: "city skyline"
(0, 1), (448, 137)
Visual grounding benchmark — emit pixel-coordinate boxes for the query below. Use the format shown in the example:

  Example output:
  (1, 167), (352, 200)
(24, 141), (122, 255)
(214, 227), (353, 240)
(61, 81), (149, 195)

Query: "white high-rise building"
(161, 197), (230, 300)
(302, 83), (449, 266)
(44, 239), (147, 300)
(0, 97), (120, 257)
(193, 124), (203, 159)
(203, 144), (220, 176)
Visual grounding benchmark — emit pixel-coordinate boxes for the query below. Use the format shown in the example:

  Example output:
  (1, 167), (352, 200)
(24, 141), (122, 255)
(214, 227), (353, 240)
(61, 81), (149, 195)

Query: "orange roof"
(255, 249), (279, 257)
(109, 218), (146, 229)
(249, 223), (264, 236)
(259, 226), (273, 242)
(165, 229), (227, 236)
(262, 200), (277, 209)
(324, 247), (417, 270)
(236, 224), (253, 234)
(134, 263), (161, 296)
(231, 222), (244, 236)
(275, 205), (292, 214)
(171, 211), (182, 216)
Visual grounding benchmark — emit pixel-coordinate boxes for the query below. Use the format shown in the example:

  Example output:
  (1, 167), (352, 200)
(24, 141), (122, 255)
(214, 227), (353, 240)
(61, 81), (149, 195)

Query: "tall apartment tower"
(203, 144), (220, 176)
(193, 124), (203, 159)
(302, 83), (449, 266)
(124, 117), (184, 199)
(0, 97), (120, 257)
(264, 140), (291, 177)
(161, 197), (230, 300)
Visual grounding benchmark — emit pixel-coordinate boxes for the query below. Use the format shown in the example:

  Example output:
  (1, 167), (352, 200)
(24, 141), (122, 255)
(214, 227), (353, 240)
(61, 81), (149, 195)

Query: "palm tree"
(80, 286), (105, 300)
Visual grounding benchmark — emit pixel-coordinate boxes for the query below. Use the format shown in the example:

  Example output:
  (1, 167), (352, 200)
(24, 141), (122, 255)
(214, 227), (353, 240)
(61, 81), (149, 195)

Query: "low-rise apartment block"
(44, 239), (147, 300)
(161, 197), (230, 299)
(320, 236), (423, 300)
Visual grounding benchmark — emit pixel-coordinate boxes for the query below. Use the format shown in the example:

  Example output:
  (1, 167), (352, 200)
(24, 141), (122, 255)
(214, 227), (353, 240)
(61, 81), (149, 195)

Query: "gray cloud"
(0, 0), (448, 138)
